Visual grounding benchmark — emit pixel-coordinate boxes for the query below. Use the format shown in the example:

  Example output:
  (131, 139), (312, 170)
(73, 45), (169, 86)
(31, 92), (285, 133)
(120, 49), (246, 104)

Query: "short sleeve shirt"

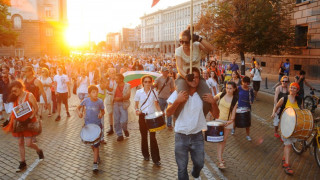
(175, 42), (201, 72)
(154, 76), (174, 99)
(134, 89), (158, 114)
(80, 98), (104, 125)
(54, 74), (69, 93)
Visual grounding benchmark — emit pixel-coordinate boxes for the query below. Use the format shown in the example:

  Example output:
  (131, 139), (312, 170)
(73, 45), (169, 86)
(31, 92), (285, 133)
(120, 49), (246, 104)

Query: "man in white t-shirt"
(250, 62), (262, 100)
(53, 66), (70, 121)
(166, 67), (219, 180)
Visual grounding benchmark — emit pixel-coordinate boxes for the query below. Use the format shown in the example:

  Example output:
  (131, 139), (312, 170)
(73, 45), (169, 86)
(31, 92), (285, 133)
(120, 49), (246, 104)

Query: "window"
(46, 28), (53, 36)
(13, 16), (22, 29)
(295, 25), (308, 47)
(15, 49), (24, 57)
(45, 7), (52, 17)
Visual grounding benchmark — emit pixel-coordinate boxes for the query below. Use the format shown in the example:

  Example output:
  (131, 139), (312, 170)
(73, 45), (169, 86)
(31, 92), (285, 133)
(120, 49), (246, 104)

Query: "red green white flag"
(123, 71), (161, 88)
(151, 0), (160, 7)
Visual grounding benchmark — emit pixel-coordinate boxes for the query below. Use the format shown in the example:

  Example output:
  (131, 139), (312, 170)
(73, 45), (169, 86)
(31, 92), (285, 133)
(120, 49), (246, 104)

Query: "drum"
(80, 124), (102, 145)
(145, 111), (166, 132)
(235, 108), (251, 128)
(280, 107), (313, 140)
(205, 121), (224, 143)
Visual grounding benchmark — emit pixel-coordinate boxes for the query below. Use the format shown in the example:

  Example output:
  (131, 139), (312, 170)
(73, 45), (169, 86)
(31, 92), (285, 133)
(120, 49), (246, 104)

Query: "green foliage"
(0, 0), (18, 46)
(196, 0), (295, 56)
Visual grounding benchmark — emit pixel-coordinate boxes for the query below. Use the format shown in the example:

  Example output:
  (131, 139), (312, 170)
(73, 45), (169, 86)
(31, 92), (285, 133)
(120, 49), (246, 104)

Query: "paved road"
(0, 89), (319, 180)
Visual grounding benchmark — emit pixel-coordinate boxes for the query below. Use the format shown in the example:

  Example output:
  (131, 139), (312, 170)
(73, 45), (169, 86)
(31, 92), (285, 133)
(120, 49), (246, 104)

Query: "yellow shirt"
(217, 92), (237, 121)
(224, 70), (232, 82)
(285, 97), (299, 109)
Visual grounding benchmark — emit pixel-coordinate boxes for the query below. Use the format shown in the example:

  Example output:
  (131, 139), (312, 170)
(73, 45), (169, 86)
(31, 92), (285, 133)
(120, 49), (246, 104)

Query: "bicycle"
(304, 89), (320, 113)
(292, 118), (320, 168)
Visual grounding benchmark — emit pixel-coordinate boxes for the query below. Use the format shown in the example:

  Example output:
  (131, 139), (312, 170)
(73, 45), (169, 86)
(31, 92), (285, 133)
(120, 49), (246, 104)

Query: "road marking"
(204, 152), (228, 180)
(18, 159), (42, 180)
(202, 164), (216, 180)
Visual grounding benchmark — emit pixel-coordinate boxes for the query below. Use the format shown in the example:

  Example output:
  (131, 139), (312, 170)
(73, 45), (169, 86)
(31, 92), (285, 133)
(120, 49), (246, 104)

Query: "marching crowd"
(0, 27), (316, 179)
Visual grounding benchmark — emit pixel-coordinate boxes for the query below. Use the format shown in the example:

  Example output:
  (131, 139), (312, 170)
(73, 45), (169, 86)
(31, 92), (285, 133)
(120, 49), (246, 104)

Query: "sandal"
(281, 158), (285, 167)
(218, 161), (226, 169)
(283, 164), (294, 175)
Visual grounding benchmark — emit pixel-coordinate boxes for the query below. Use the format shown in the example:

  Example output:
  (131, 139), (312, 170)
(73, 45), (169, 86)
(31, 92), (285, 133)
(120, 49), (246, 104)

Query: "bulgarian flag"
(151, 0), (160, 7)
(124, 71), (161, 88)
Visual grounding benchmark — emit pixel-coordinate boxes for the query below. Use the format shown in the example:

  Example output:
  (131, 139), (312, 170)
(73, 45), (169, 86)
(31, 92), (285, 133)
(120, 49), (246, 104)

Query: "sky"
(66, 0), (189, 45)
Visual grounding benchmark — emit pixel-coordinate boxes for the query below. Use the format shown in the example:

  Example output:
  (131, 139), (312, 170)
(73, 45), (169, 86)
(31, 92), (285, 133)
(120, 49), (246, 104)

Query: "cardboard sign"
(13, 101), (32, 118)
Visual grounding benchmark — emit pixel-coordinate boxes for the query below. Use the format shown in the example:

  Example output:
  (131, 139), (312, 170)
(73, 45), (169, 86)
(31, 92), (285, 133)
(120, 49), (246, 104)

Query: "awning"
(155, 44), (160, 48)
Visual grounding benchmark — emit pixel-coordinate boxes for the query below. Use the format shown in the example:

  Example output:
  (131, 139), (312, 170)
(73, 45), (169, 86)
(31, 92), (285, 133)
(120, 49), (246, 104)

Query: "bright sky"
(66, 0), (189, 46)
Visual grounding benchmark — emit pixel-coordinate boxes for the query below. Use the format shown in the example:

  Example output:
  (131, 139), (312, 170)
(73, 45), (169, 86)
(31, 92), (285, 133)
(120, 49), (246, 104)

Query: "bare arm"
(198, 39), (214, 52)
(35, 79), (48, 104)
(203, 93), (219, 119)
(176, 56), (187, 78)
(166, 91), (188, 117)
(76, 105), (84, 118)
(274, 87), (280, 105)
(28, 93), (38, 118)
(271, 98), (284, 118)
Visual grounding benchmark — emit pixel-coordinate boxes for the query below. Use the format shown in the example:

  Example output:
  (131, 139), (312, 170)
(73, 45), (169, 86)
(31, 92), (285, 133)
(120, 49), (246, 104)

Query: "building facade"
(0, 0), (68, 57)
(140, 0), (206, 55)
(106, 32), (121, 51)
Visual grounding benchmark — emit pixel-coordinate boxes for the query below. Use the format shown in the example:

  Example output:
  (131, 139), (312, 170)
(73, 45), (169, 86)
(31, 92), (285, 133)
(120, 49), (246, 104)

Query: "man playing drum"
(166, 67), (219, 180)
(271, 82), (302, 175)
(77, 85), (105, 172)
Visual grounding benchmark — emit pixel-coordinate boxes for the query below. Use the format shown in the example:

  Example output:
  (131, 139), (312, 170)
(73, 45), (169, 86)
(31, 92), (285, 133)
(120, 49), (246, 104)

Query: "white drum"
(80, 124), (102, 145)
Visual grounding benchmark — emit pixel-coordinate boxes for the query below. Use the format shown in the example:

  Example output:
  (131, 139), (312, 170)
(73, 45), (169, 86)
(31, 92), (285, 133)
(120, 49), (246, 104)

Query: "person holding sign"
(3, 81), (44, 172)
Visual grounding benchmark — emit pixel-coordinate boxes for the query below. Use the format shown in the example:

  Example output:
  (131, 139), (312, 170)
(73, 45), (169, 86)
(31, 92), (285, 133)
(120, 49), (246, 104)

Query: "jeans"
(113, 102), (128, 136)
(158, 97), (172, 127)
(175, 131), (204, 180)
(139, 114), (160, 163)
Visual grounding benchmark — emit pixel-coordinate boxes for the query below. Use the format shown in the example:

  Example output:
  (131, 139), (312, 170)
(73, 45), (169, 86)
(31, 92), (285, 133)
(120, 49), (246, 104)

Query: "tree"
(196, 0), (295, 75)
(0, 0), (18, 46)
(96, 41), (106, 52)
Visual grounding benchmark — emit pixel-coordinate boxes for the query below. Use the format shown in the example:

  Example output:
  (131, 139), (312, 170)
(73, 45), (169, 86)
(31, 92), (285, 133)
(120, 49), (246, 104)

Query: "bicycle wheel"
(304, 96), (314, 112)
(314, 139), (320, 168)
(292, 140), (305, 155)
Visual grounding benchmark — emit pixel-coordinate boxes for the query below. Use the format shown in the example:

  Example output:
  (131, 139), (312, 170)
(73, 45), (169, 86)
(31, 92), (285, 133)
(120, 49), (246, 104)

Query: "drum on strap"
(145, 111), (166, 132)
(280, 107), (313, 140)
(80, 124), (102, 145)
(235, 107), (251, 128)
(205, 121), (224, 143)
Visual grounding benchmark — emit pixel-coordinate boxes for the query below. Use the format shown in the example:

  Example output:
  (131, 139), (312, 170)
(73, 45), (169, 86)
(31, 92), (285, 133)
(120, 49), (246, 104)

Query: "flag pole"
(190, 0), (193, 72)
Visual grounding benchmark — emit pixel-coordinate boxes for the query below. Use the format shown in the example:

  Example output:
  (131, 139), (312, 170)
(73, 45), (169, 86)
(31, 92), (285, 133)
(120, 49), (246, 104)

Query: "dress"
(40, 77), (53, 104)
(3, 92), (39, 137)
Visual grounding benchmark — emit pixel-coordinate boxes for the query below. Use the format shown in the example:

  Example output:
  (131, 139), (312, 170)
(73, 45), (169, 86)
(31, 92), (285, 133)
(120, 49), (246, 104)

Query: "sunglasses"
(282, 81), (288, 83)
(143, 81), (152, 84)
(179, 40), (190, 45)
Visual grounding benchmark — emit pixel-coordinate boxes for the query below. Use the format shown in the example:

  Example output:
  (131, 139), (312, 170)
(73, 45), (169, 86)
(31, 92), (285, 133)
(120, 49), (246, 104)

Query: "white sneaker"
(231, 129), (235, 135)
(92, 163), (98, 171)
(246, 136), (252, 141)
(194, 177), (201, 180)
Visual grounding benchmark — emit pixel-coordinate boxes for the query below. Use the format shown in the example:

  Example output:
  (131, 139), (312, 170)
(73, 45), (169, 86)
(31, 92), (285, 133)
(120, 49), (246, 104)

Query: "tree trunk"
(240, 51), (245, 76)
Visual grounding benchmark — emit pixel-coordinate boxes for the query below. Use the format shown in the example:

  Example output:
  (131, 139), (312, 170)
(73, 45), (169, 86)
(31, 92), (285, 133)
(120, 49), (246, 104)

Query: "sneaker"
(92, 163), (98, 172)
(231, 129), (235, 135)
(55, 115), (61, 121)
(124, 130), (129, 137)
(117, 136), (124, 141)
(194, 176), (202, 180)
(154, 162), (161, 166)
(274, 133), (280, 138)
(246, 136), (252, 141)
(143, 156), (150, 161)
(37, 150), (44, 160)
(16, 161), (27, 172)
(66, 112), (71, 117)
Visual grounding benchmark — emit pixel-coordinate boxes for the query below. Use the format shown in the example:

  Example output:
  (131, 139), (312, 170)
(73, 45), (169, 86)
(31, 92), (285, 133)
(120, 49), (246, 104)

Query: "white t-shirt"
(134, 89), (158, 114)
(250, 68), (262, 81)
(77, 76), (88, 94)
(54, 74), (69, 93)
(175, 42), (201, 72)
(206, 78), (219, 96)
(167, 91), (207, 135)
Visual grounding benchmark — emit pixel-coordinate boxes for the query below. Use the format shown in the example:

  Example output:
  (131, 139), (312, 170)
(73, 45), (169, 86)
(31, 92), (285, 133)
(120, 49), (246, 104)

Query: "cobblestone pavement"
(0, 88), (319, 180)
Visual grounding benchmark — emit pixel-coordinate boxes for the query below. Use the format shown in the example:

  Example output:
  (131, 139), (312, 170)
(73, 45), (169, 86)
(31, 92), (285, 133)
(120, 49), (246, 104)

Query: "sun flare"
(65, 27), (88, 47)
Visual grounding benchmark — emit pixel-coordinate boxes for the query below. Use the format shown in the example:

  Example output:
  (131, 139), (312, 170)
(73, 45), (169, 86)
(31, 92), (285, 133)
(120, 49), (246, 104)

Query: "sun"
(65, 27), (88, 47)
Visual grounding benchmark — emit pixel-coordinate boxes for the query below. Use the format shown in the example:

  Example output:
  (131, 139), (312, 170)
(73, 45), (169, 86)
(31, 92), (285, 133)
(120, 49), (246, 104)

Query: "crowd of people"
(0, 27), (316, 178)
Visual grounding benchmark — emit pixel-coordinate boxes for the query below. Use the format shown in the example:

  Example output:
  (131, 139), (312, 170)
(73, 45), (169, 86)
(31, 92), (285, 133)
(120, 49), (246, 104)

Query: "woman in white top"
(39, 68), (53, 118)
(175, 26), (214, 118)
(210, 71), (220, 96)
(250, 62), (262, 100)
(77, 70), (89, 101)
(134, 75), (162, 166)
